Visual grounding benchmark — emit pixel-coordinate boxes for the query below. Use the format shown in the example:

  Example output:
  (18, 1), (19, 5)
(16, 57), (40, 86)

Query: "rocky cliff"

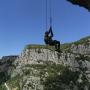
(0, 36), (90, 90)
(0, 56), (18, 85)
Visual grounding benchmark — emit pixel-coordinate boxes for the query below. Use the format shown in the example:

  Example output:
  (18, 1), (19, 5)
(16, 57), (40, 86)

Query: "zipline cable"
(49, 0), (52, 27)
(46, 0), (53, 30)
(46, 0), (48, 31)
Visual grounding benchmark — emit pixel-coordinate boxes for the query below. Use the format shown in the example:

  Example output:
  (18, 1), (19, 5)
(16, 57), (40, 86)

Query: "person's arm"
(51, 29), (53, 37)
(49, 26), (53, 37)
(48, 28), (51, 34)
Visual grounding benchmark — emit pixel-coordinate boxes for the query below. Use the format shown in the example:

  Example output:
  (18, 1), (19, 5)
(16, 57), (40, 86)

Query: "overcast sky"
(0, 0), (90, 57)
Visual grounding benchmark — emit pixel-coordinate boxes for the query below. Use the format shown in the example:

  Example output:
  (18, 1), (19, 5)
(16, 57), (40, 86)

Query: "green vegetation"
(5, 64), (68, 90)
(6, 75), (21, 90)
(62, 36), (90, 48)
(24, 64), (72, 89)
(75, 54), (90, 62)
(25, 44), (71, 52)
(0, 84), (6, 90)
(0, 72), (9, 85)
(25, 64), (47, 68)
(73, 36), (90, 45)
(61, 43), (71, 50)
(61, 43), (72, 52)
(44, 67), (80, 90)
(1, 63), (89, 90)
(25, 63), (65, 72)
(24, 44), (55, 50)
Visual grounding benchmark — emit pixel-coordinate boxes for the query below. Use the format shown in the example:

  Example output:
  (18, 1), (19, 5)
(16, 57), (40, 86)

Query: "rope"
(46, 0), (53, 30)
(49, 0), (52, 27)
(46, 0), (48, 31)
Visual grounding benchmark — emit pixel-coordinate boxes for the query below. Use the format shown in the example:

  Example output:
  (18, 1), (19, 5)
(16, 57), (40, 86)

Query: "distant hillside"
(61, 36), (90, 52)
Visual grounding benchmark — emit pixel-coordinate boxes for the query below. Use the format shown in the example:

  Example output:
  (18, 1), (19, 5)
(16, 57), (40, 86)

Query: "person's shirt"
(44, 32), (52, 44)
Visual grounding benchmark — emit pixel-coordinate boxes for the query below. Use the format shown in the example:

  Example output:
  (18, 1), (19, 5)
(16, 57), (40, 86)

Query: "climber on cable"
(44, 26), (60, 52)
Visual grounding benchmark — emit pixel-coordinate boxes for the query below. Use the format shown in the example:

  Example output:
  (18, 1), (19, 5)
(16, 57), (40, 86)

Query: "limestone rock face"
(14, 48), (79, 69)
(71, 44), (90, 54)
(11, 44), (90, 90)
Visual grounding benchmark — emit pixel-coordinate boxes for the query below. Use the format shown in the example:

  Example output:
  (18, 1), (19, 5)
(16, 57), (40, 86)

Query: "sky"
(0, 0), (90, 57)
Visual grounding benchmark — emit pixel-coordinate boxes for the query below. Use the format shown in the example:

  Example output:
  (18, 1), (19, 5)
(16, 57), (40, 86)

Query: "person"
(44, 26), (60, 52)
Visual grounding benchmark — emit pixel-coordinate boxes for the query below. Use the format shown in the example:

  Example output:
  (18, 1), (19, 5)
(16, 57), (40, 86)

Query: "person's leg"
(48, 40), (61, 52)
(54, 40), (60, 52)
(51, 40), (57, 49)
(44, 39), (49, 45)
(57, 41), (60, 50)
